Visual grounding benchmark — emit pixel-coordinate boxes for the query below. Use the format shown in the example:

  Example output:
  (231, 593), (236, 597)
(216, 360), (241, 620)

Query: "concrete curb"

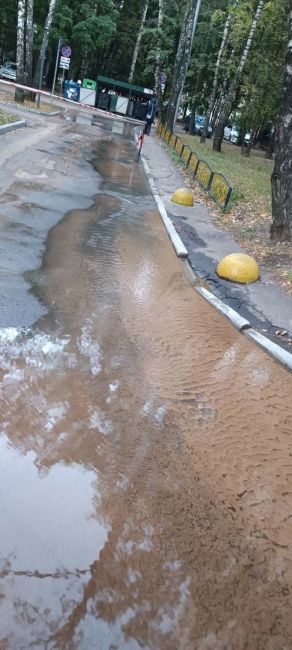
(25, 109), (62, 117)
(44, 111), (62, 117)
(141, 154), (188, 258)
(0, 119), (26, 135)
(244, 329), (292, 372)
(0, 99), (61, 118)
(196, 287), (251, 331)
(196, 286), (292, 371)
(140, 137), (292, 372)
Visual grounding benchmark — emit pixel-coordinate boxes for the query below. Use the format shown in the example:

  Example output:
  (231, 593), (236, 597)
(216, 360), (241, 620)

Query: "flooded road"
(0, 113), (292, 649)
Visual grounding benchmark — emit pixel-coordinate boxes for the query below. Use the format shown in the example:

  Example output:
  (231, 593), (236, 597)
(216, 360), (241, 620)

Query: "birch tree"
(34, 0), (57, 88)
(25, 0), (34, 86)
(154, 0), (165, 97)
(128, 0), (149, 83)
(213, 0), (265, 152)
(15, 0), (26, 102)
(165, 0), (202, 133)
(271, 2), (292, 241)
(200, 1), (237, 143)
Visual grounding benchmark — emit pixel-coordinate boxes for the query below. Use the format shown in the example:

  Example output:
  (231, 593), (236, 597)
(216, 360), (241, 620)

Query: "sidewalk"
(143, 132), (292, 351)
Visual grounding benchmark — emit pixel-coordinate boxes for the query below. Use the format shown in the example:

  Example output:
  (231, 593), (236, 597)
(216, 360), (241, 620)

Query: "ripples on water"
(0, 120), (292, 648)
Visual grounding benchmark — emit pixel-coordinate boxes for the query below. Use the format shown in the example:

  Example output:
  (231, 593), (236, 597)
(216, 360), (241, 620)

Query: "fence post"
(225, 186), (232, 209)
(186, 150), (192, 167)
(207, 172), (214, 191)
(193, 158), (200, 177)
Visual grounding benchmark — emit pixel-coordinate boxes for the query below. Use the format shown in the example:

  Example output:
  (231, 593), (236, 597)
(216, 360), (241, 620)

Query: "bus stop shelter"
(96, 75), (155, 119)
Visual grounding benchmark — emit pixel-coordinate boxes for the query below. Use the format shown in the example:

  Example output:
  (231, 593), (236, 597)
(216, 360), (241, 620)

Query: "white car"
(0, 61), (17, 82)
(224, 125), (239, 143)
(224, 125), (251, 145)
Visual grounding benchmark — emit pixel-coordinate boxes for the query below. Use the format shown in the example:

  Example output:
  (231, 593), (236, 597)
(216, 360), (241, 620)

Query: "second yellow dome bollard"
(171, 188), (194, 207)
(217, 253), (260, 284)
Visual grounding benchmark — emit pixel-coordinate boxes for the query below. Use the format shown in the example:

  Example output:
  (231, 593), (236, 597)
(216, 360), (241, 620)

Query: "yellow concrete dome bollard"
(171, 188), (194, 207)
(216, 253), (260, 284)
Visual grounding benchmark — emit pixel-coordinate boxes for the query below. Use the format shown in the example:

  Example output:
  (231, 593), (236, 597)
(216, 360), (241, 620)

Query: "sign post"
(59, 56), (70, 70)
(58, 46), (72, 96)
(59, 69), (65, 96)
(51, 37), (62, 99)
(61, 45), (72, 58)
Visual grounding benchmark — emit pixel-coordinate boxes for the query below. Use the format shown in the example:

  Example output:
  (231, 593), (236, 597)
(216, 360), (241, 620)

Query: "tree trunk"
(25, 0), (34, 86)
(189, 18), (212, 138)
(34, 0), (57, 89)
(213, 0), (264, 152)
(165, 0), (202, 133)
(271, 3), (292, 242)
(154, 0), (165, 117)
(200, 2), (237, 143)
(15, 0), (26, 102)
(189, 105), (196, 135)
(244, 128), (255, 157)
(128, 0), (149, 84)
(265, 134), (274, 159)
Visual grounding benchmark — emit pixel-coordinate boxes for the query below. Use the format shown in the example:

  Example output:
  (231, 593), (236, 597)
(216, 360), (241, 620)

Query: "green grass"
(180, 133), (273, 212)
(0, 109), (18, 125)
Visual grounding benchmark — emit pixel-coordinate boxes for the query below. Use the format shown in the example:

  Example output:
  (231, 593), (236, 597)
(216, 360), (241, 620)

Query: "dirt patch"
(0, 91), (58, 113)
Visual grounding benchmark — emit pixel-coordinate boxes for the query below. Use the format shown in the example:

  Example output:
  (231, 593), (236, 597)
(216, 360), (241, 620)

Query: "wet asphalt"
(0, 110), (292, 649)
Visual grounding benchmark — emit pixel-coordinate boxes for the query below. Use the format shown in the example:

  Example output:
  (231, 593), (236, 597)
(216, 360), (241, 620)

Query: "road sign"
(160, 71), (167, 84)
(61, 45), (72, 58)
(59, 61), (70, 70)
(60, 56), (70, 64)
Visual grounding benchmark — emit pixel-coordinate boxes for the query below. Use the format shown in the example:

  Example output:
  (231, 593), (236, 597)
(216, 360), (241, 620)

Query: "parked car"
(184, 114), (213, 137)
(224, 124), (251, 145)
(0, 61), (17, 82)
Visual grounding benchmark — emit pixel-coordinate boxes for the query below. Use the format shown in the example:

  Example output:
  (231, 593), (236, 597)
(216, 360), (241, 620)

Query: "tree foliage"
(0, 0), (291, 239)
(0, 0), (289, 115)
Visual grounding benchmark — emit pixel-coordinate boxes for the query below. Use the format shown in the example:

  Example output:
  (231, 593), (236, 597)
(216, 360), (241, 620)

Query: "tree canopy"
(2, 0), (287, 107)
(1, 0), (291, 239)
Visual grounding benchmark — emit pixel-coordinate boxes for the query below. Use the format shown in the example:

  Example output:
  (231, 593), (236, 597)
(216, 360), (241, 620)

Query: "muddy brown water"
(0, 119), (292, 649)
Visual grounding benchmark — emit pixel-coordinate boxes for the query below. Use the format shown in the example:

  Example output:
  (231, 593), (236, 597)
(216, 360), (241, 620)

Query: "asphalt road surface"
(0, 110), (292, 649)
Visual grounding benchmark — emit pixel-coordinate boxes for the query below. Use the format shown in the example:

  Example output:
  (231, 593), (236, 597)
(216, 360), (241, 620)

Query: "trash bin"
(109, 94), (118, 113)
(133, 102), (147, 120)
(80, 86), (96, 107)
(116, 96), (128, 115)
(127, 100), (134, 117)
(82, 79), (96, 90)
(97, 92), (110, 111)
(63, 81), (80, 102)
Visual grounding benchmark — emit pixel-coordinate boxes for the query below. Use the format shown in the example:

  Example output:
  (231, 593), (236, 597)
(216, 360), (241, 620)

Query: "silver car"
(0, 62), (17, 82)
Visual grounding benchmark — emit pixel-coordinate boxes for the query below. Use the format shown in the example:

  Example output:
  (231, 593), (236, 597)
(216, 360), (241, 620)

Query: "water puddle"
(0, 115), (292, 648)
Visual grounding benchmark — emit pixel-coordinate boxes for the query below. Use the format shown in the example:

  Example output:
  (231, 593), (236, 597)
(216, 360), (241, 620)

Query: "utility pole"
(51, 37), (62, 98)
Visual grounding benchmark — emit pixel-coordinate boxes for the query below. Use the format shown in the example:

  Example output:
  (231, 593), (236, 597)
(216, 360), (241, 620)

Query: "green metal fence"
(156, 123), (233, 210)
